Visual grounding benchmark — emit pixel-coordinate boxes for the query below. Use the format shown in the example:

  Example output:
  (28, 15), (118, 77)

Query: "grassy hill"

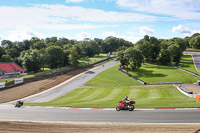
(26, 57), (200, 108)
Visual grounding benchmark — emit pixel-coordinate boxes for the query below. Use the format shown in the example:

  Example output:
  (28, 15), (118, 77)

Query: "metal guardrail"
(174, 66), (200, 78)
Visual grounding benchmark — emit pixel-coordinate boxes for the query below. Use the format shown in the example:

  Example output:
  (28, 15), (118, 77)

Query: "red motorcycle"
(116, 100), (135, 111)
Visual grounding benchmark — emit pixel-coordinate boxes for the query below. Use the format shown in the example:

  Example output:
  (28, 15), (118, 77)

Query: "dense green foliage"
(0, 36), (133, 72)
(116, 47), (144, 70)
(189, 35), (200, 49)
(116, 35), (187, 68)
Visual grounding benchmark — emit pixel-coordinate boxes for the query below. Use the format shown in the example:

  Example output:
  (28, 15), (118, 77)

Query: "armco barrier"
(149, 82), (183, 85)
(176, 85), (195, 98)
(174, 66), (200, 78)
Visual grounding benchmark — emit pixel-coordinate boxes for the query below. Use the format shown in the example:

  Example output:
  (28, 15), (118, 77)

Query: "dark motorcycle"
(116, 100), (135, 111)
(15, 101), (23, 108)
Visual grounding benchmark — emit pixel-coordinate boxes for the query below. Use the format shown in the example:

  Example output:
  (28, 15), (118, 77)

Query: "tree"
(125, 47), (144, 70)
(191, 33), (200, 38)
(168, 44), (182, 66)
(159, 49), (171, 65)
(39, 48), (48, 71)
(46, 46), (65, 68)
(135, 36), (160, 62)
(0, 46), (6, 58)
(184, 36), (191, 48)
(1, 40), (14, 49)
(1, 55), (13, 62)
(189, 35), (200, 49)
(31, 41), (46, 50)
(115, 46), (129, 68)
(22, 50), (41, 72)
(68, 46), (80, 67)
(169, 38), (186, 51)
(101, 36), (132, 53)
(6, 47), (20, 59)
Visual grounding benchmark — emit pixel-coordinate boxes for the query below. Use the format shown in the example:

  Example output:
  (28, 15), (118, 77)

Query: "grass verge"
(179, 54), (199, 74)
(128, 63), (199, 83)
(25, 85), (200, 108)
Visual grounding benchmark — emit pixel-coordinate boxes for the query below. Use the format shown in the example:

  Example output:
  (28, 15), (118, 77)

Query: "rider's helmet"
(124, 96), (128, 99)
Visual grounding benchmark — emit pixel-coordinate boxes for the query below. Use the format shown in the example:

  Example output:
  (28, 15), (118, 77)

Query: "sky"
(0, 0), (200, 43)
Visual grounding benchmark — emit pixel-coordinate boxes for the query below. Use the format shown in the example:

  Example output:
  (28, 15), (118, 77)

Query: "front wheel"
(129, 105), (135, 111)
(116, 105), (120, 111)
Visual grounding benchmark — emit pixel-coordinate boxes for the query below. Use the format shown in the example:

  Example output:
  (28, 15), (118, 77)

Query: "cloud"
(172, 25), (191, 34)
(66, 0), (84, 2)
(0, 4), (157, 31)
(7, 29), (44, 41)
(76, 32), (91, 40)
(116, 0), (200, 20)
(172, 25), (200, 36)
(102, 31), (116, 37)
(140, 26), (155, 35)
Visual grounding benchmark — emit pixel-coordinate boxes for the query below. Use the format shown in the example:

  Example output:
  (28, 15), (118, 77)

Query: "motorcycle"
(116, 100), (135, 111)
(15, 101), (23, 108)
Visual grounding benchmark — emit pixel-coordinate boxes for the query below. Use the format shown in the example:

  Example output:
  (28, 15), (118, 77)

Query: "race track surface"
(0, 105), (200, 123)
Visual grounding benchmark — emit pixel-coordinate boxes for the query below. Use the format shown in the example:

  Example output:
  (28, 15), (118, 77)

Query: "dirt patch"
(181, 84), (200, 94)
(0, 68), (89, 103)
(0, 121), (199, 133)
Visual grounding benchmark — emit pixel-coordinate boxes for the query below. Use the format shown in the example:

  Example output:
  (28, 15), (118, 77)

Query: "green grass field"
(128, 63), (199, 83)
(85, 65), (143, 87)
(26, 58), (200, 108)
(179, 54), (199, 74)
(26, 86), (200, 108)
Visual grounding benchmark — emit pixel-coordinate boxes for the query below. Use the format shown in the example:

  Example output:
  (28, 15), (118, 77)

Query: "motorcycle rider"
(122, 96), (130, 109)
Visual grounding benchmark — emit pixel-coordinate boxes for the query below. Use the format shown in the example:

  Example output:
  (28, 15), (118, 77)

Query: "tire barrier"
(176, 85), (195, 98)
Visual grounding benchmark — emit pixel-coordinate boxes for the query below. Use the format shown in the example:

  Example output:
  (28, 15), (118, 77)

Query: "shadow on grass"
(127, 68), (167, 78)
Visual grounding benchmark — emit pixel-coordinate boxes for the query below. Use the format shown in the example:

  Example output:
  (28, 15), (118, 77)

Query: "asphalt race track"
(1, 60), (200, 124)
(1, 105), (200, 123)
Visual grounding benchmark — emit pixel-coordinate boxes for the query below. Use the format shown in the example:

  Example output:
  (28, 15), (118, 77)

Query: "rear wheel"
(129, 105), (135, 111)
(116, 105), (120, 111)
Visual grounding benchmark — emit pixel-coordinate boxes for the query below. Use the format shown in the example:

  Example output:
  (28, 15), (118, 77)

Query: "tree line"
(0, 36), (132, 72)
(1, 33), (200, 72)
(116, 33), (200, 70)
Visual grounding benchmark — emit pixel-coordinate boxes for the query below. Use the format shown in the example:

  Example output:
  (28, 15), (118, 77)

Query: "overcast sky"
(0, 0), (200, 43)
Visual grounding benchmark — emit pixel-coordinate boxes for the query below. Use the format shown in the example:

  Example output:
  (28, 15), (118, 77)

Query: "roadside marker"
(196, 95), (200, 102)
